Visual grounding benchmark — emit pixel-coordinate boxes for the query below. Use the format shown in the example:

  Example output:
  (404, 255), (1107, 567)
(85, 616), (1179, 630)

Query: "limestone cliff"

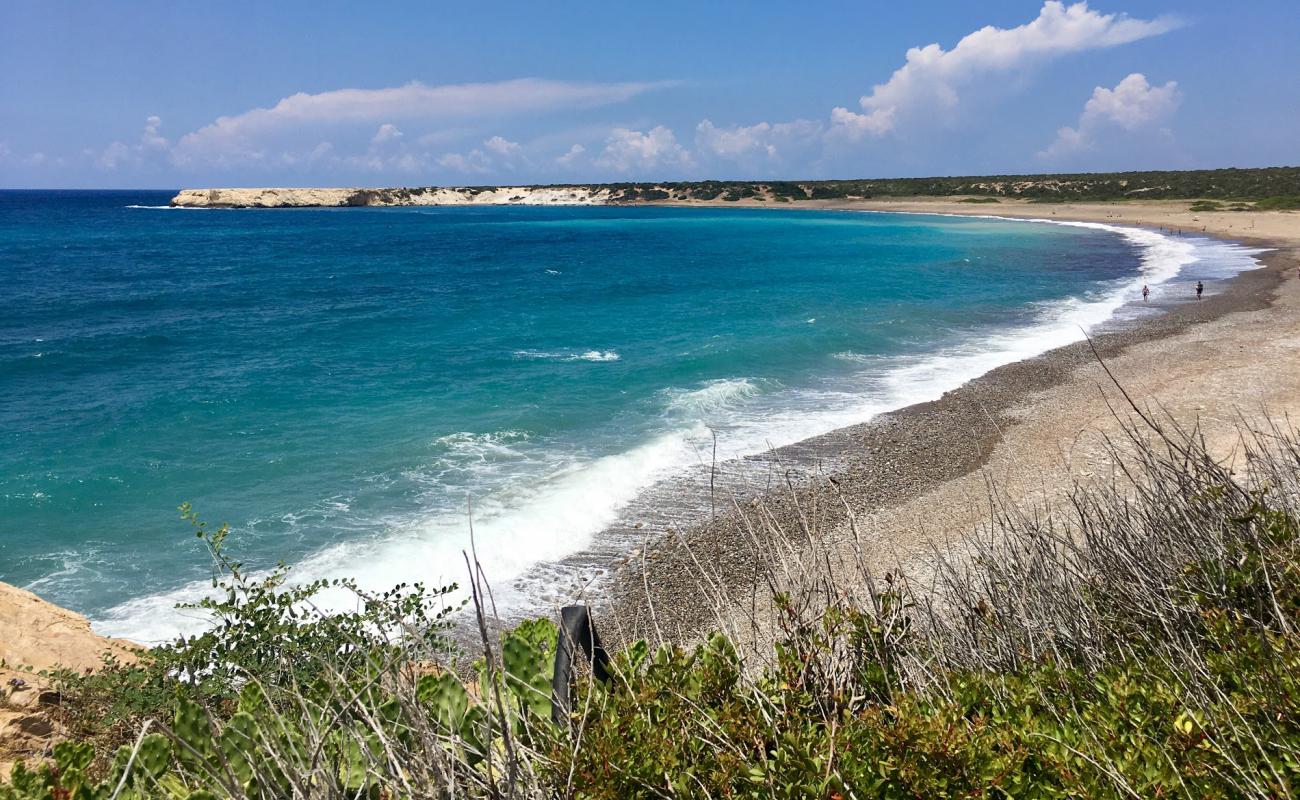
(170, 185), (616, 208)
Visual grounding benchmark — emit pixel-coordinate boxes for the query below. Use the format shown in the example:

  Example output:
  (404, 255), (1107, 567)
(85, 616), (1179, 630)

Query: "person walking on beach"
(1142, 284), (1150, 303)
(1196, 281), (1204, 300)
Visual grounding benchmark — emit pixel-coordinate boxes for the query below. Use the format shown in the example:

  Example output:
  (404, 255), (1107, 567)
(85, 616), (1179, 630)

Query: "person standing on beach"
(1196, 281), (1204, 300)
(1142, 285), (1150, 302)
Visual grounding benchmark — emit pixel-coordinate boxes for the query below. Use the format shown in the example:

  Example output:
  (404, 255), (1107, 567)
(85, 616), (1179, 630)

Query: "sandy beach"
(602, 199), (1300, 652)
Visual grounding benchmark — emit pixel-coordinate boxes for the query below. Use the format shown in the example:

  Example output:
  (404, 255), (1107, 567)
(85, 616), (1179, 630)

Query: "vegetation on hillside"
(4, 405), (1300, 798)
(551, 166), (1300, 204)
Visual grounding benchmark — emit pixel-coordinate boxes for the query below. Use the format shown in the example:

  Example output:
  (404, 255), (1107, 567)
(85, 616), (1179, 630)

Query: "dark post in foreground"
(550, 605), (612, 725)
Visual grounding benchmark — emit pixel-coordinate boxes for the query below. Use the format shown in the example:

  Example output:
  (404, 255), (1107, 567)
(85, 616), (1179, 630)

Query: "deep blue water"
(0, 191), (1257, 640)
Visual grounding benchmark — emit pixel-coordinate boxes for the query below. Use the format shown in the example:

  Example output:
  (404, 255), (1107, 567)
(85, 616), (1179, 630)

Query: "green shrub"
(8, 417), (1300, 797)
(1255, 195), (1300, 209)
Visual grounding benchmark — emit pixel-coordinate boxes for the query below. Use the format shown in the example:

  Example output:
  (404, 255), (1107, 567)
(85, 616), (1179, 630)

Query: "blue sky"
(1, 1), (1297, 188)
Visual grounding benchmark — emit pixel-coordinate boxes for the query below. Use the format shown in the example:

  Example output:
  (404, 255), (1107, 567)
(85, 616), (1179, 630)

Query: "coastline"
(594, 201), (1300, 650)
(660, 195), (1300, 248)
(7, 199), (1299, 651)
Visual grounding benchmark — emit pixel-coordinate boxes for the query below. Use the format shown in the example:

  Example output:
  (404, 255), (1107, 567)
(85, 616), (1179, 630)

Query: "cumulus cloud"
(437, 136), (527, 174)
(173, 78), (671, 164)
(437, 150), (491, 174)
(697, 120), (778, 159)
(97, 141), (131, 170)
(371, 123), (403, 145)
(1075, 72), (1181, 130)
(482, 135), (521, 157)
(96, 116), (169, 170)
(830, 1), (1180, 140)
(695, 119), (822, 162)
(595, 126), (693, 173)
(141, 116), (169, 152)
(556, 144), (586, 166)
(1040, 72), (1181, 158)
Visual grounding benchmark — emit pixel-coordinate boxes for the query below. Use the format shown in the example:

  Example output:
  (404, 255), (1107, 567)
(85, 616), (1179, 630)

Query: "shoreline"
(658, 196), (1300, 245)
(592, 202), (1300, 649)
(7, 200), (1299, 651)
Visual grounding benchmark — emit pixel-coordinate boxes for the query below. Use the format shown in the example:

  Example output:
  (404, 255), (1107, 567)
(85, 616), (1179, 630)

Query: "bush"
(1255, 195), (1300, 210)
(9, 411), (1300, 797)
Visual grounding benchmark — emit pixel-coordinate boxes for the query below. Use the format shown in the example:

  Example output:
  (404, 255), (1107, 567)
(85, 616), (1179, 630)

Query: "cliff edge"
(170, 185), (615, 208)
(1, 582), (140, 775)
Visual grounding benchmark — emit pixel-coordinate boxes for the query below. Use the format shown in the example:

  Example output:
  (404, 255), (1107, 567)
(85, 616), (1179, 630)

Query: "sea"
(0, 190), (1264, 642)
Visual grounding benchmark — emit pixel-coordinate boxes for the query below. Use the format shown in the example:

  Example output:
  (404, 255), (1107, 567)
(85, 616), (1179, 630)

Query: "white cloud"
(697, 120), (777, 159)
(483, 135), (521, 157)
(97, 142), (131, 169)
(371, 123), (403, 145)
(1076, 72), (1181, 130)
(1041, 72), (1181, 158)
(95, 116), (170, 170)
(695, 118), (822, 161)
(141, 116), (169, 152)
(435, 136), (527, 175)
(174, 78), (671, 163)
(437, 149), (492, 174)
(595, 126), (693, 173)
(556, 144), (586, 166)
(830, 1), (1180, 140)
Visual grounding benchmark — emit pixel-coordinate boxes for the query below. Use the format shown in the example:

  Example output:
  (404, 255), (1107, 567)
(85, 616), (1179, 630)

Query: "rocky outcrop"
(170, 185), (616, 208)
(1, 582), (140, 775)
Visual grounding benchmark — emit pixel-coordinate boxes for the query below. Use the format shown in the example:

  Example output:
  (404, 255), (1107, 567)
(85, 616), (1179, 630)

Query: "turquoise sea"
(0, 191), (1261, 641)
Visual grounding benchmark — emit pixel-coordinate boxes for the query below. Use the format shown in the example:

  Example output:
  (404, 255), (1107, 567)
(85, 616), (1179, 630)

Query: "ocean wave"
(832, 351), (876, 363)
(430, 431), (533, 474)
(513, 348), (620, 362)
(93, 422), (711, 643)
(662, 378), (762, 418)
(436, 429), (531, 451)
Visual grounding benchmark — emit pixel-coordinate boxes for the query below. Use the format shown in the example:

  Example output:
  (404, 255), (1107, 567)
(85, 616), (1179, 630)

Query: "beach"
(602, 199), (1300, 652)
(4, 195), (1299, 776)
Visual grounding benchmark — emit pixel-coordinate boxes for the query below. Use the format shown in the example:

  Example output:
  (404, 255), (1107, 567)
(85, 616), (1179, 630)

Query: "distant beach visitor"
(1196, 281), (1204, 300)
(1142, 285), (1149, 302)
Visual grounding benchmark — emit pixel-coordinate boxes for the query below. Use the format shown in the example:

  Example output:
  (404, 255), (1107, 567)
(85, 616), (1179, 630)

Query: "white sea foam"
(662, 378), (762, 417)
(124, 205), (228, 210)
(95, 423), (711, 642)
(92, 217), (1265, 642)
(513, 349), (621, 362)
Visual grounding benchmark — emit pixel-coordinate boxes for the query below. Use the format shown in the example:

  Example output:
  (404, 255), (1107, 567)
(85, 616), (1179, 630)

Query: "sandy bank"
(0, 582), (139, 774)
(821, 197), (1300, 245)
(653, 195), (1300, 246)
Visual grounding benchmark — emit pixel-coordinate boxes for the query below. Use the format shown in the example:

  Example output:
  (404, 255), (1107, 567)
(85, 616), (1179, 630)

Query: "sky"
(1, 1), (1297, 189)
